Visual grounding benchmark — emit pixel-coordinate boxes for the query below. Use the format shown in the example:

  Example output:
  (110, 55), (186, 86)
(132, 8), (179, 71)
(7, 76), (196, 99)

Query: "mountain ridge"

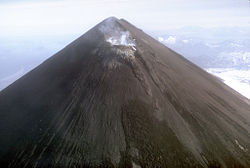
(0, 17), (249, 168)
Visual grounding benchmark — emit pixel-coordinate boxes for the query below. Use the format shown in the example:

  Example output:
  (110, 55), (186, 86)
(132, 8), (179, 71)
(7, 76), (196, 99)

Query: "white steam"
(107, 31), (135, 46)
(99, 17), (136, 47)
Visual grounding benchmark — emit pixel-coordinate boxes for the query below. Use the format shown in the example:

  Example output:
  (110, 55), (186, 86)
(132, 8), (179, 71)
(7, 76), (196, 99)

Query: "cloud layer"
(1, 0), (250, 36)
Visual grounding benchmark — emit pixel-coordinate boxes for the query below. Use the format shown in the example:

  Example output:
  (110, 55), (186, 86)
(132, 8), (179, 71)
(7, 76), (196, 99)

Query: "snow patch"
(218, 51), (250, 66)
(132, 162), (141, 168)
(230, 52), (250, 62)
(230, 43), (243, 48)
(235, 140), (248, 152)
(205, 43), (220, 48)
(206, 68), (250, 99)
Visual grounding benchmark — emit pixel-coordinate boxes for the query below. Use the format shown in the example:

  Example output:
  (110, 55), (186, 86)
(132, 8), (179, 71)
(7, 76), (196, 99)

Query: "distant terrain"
(154, 26), (250, 99)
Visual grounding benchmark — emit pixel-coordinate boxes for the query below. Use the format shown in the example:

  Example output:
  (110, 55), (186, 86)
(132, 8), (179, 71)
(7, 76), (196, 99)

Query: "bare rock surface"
(0, 17), (249, 168)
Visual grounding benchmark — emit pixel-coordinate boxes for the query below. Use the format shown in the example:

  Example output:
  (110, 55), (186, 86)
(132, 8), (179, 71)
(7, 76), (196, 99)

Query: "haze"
(1, 0), (250, 35)
(1, 0), (250, 96)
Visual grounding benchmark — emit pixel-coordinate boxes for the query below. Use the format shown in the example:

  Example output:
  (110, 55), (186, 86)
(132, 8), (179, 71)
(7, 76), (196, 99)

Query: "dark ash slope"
(0, 17), (249, 168)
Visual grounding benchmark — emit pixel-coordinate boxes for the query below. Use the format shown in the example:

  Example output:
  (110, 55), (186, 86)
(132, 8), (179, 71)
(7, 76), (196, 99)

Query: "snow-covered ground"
(206, 68), (250, 99)
(155, 27), (250, 100)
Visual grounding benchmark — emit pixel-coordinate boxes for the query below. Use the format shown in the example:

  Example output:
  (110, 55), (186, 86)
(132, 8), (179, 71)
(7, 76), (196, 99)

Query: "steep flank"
(0, 17), (249, 168)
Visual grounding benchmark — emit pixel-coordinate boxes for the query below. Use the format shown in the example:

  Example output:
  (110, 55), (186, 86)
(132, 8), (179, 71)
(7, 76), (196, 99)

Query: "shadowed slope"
(0, 17), (249, 168)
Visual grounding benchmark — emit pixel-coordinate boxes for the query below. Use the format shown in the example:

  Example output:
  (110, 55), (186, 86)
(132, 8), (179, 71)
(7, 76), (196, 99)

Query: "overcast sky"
(1, 0), (250, 36)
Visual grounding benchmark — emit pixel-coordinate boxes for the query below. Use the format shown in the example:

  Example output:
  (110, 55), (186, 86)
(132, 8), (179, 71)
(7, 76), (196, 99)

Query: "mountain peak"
(0, 17), (250, 168)
(102, 16), (119, 23)
(97, 17), (136, 47)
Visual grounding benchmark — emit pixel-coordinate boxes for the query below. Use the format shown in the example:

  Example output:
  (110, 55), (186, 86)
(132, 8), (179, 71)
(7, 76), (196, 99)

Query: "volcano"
(0, 17), (249, 168)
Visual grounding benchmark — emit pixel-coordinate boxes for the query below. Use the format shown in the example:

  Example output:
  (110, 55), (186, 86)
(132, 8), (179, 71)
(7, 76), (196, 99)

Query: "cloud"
(0, 0), (250, 36)
(158, 37), (164, 42)
(158, 36), (177, 45)
(165, 36), (176, 45)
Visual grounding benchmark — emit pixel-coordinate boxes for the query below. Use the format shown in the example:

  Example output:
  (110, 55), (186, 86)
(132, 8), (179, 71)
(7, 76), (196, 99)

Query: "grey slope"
(0, 17), (249, 168)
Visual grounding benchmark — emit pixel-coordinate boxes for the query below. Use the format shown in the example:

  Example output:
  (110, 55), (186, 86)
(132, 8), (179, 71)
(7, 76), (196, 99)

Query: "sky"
(0, 0), (250, 36)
